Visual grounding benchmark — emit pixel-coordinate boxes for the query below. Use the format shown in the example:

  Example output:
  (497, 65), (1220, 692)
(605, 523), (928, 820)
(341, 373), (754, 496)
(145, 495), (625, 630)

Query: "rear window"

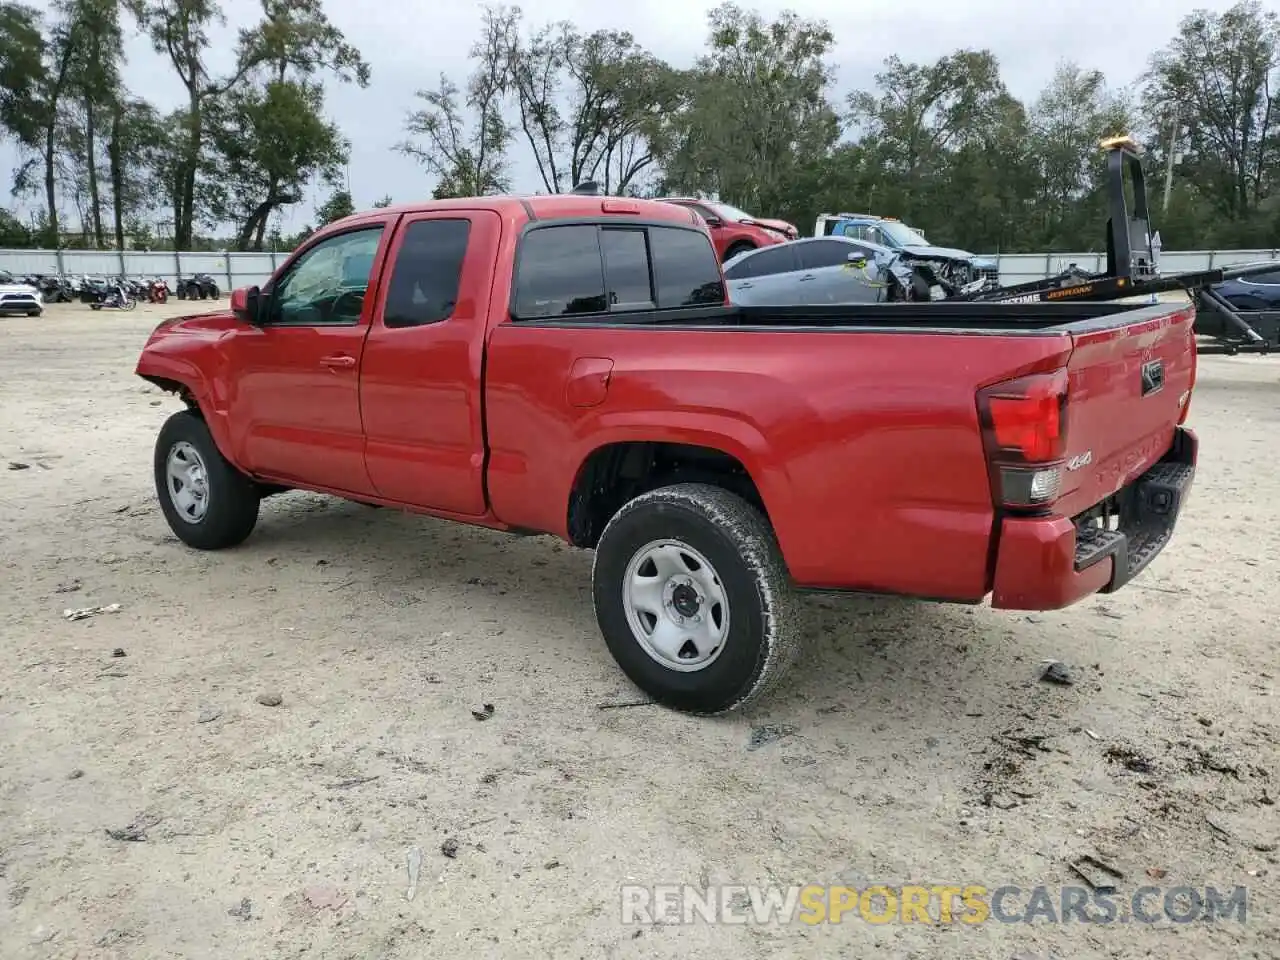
(513, 225), (607, 318)
(513, 223), (724, 319)
(724, 245), (797, 280)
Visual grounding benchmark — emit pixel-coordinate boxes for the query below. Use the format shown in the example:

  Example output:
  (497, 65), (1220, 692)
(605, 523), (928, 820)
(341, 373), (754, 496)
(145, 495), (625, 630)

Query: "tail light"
(976, 369), (1069, 510)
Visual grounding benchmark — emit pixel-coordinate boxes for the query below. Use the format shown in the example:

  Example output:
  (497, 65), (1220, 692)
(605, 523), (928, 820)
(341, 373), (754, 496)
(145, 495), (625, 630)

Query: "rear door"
(359, 209), (502, 515)
(723, 245), (801, 305)
(1058, 305), (1196, 513)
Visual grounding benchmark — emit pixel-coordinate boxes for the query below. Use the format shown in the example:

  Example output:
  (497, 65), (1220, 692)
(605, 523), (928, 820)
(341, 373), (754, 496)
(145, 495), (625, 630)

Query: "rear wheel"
(591, 483), (800, 714)
(154, 411), (260, 550)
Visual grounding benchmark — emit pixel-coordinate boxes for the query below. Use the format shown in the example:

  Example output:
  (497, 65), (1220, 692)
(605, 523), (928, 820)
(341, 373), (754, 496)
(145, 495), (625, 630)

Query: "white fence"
(0, 248), (289, 291)
(0, 246), (1277, 291)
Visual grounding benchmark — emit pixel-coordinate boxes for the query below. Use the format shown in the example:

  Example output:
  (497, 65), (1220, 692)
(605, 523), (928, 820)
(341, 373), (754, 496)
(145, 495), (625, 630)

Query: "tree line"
(1, 0), (1276, 254)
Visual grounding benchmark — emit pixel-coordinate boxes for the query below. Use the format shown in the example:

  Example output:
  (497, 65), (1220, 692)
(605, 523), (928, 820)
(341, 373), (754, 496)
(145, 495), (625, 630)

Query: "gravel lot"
(1, 300), (1277, 960)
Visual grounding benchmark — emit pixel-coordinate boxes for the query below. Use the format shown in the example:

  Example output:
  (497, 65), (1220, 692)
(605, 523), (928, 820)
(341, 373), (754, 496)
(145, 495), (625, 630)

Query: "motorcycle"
(79, 275), (110, 304)
(147, 278), (170, 304)
(89, 283), (138, 311)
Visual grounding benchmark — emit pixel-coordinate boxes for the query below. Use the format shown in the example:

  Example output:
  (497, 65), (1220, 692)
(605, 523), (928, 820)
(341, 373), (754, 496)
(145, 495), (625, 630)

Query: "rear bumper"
(991, 427), (1197, 610)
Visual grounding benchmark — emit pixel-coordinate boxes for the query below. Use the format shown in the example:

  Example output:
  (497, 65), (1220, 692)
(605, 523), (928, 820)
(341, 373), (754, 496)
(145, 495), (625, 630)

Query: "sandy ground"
(1, 299), (1277, 960)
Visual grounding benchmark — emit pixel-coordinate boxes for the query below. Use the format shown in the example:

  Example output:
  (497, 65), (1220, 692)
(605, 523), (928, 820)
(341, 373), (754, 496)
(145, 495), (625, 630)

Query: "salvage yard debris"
(63, 603), (120, 621)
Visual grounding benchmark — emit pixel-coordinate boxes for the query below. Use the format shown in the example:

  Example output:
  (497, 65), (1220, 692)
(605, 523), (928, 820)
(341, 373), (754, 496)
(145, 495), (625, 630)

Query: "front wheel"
(591, 483), (800, 714)
(154, 411), (261, 550)
(722, 242), (755, 264)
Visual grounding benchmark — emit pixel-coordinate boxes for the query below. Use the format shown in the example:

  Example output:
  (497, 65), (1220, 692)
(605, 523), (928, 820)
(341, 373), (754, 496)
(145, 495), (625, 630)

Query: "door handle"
(320, 354), (356, 369)
(798, 274), (816, 281)
(736, 281), (753, 289)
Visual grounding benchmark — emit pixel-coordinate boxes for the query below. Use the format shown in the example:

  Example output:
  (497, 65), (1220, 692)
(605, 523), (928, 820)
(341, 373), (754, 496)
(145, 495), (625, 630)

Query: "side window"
(798, 240), (856, 270)
(729, 245), (796, 279)
(383, 218), (471, 328)
(271, 227), (383, 326)
(514, 225), (606, 318)
(650, 227), (725, 307)
(863, 225), (887, 246)
(601, 229), (654, 308)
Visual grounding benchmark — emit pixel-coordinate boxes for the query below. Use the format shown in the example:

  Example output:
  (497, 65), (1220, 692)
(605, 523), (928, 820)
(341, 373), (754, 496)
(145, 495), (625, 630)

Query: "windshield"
(707, 201), (755, 223)
(876, 221), (930, 247)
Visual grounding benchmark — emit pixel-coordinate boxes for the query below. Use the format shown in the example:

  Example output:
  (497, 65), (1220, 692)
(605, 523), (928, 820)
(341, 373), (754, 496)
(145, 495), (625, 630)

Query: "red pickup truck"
(135, 194), (1198, 714)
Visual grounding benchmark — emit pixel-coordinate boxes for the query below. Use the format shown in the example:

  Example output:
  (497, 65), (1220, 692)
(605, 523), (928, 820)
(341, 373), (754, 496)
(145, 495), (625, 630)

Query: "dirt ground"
(1, 299), (1277, 960)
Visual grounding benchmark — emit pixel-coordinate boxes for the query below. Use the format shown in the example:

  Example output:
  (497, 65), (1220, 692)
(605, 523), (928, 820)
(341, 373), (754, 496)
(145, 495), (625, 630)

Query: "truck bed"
(516, 300), (1174, 334)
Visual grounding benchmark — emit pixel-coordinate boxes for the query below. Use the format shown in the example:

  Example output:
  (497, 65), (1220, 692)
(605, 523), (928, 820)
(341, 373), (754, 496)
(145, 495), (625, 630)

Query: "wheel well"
(566, 441), (767, 548)
(141, 376), (201, 414)
(723, 241), (755, 261)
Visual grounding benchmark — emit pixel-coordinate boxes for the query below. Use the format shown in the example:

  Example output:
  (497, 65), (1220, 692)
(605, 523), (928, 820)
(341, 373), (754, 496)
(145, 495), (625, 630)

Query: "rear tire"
(591, 483), (800, 714)
(154, 411), (260, 550)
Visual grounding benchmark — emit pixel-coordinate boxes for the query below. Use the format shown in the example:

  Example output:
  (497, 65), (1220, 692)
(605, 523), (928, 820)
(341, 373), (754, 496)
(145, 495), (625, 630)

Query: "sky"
(1, 0), (1246, 237)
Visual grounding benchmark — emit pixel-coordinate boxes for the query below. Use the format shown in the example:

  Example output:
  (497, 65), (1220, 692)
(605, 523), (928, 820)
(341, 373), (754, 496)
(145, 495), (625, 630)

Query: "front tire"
(591, 483), (799, 714)
(154, 411), (260, 550)
(722, 241), (755, 264)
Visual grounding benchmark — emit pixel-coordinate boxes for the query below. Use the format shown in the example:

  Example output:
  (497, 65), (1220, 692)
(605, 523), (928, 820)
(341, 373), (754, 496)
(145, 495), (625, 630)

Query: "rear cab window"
(512, 222), (725, 320)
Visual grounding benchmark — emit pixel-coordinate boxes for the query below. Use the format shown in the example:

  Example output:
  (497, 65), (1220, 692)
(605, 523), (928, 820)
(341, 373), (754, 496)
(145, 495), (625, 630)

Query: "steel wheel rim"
(165, 441), (210, 523)
(622, 539), (730, 672)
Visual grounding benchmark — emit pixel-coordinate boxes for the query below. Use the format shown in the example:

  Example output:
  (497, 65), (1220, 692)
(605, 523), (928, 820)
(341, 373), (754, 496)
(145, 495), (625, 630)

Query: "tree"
(62, 0), (124, 247)
(1025, 62), (1132, 249)
(0, 2), (45, 146)
(106, 98), (165, 249)
(126, 0), (370, 248)
(658, 3), (839, 214)
(398, 5), (514, 197)
(315, 187), (353, 224)
(205, 79), (348, 249)
(1144, 1), (1279, 248)
(504, 13), (684, 194)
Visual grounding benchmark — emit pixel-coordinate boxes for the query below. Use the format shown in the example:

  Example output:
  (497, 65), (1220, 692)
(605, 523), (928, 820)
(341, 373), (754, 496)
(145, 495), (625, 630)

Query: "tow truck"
(949, 135), (1280, 356)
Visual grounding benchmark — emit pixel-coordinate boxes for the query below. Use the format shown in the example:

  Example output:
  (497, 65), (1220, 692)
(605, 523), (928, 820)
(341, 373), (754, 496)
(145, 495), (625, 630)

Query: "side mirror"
(703, 215), (722, 227)
(230, 285), (262, 325)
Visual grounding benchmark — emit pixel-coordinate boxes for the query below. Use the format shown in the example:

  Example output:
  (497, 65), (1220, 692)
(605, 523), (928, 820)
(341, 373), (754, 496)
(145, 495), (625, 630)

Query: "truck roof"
(332, 194), (701, 231)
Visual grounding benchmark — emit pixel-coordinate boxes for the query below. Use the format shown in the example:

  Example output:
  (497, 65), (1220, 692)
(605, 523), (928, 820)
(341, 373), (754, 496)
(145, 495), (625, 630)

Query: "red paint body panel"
(135, 193), (1198, 612)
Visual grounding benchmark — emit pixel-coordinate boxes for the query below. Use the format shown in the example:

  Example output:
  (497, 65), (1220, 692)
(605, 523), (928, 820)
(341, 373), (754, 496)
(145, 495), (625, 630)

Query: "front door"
(226, 224), (389, 495)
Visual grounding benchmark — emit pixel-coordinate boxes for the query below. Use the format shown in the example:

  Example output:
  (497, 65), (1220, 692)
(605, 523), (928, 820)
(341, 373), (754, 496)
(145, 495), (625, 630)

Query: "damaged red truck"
(135, 194), (1198, 714)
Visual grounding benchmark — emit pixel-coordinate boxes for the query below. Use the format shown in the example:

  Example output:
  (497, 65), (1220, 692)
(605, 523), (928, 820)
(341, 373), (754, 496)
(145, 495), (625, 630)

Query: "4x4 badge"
(1066, 451), (1093, 471)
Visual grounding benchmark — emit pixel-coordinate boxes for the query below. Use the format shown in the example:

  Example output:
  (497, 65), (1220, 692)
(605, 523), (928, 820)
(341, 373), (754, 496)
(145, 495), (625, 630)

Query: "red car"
(136, 193), (1197, 715)
(659, 197), (797, 262)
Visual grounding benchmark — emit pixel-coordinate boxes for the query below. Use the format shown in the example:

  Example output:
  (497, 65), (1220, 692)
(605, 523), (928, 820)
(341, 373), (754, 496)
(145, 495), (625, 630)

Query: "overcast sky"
(2, 0), (1243, 236)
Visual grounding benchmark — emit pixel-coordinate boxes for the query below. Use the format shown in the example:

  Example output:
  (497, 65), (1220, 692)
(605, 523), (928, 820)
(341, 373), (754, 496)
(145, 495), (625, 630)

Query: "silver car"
(723, 236), (912, 305)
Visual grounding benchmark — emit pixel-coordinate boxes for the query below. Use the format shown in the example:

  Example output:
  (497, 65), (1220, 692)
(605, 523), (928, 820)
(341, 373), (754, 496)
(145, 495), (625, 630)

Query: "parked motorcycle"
(147, 278), (170, 304)
(89, 283), (138, 311)
(79, 275), (111, 304)
(35, 275), (76, 303)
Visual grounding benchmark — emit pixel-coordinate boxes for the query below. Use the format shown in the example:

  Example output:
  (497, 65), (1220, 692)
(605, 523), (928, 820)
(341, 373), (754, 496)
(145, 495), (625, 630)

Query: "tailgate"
(1056, 304), (1195, 516)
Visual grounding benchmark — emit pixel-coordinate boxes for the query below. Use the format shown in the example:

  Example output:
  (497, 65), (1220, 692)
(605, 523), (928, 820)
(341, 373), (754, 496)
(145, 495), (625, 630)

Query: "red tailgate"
(1054, 304), (1196, 518)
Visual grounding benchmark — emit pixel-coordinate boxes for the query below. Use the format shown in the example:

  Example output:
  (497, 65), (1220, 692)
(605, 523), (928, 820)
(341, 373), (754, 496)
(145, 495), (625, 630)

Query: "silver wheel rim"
(165, 441), (210, 523)
(622, 539), (729, 672)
